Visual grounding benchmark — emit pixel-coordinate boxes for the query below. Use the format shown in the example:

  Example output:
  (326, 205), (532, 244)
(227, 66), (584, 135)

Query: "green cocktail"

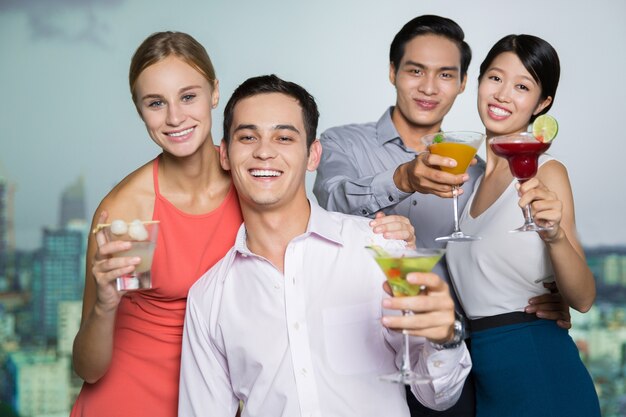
(367, 246), (445, 384)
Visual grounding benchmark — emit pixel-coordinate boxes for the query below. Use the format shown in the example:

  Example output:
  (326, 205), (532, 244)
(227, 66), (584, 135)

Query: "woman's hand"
(91, 211), (141, 313)
(517, 178), (564, 242)
(370, 212), (416, 247)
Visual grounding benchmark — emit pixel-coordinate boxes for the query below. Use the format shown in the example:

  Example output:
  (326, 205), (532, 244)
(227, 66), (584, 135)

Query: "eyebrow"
(488, 67), (536, 84)
(403, 60), (459, 72)
(140, 85), (202, 101)
(234, 124), (301, 134)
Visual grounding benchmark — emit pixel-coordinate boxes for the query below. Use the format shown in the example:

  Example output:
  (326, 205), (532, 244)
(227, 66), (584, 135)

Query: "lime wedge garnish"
(433, 133), (444, 143)
(532, 114), (558, 143)
(365, 245), (390, 257)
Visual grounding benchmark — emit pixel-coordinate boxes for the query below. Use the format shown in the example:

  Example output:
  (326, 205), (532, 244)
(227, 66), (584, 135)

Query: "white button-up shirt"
(179, 202), (471, 417)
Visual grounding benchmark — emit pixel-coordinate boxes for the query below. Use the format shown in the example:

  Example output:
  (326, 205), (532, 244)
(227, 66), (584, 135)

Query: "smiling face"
(389, 34), (467, 144)
(478, 52), (552, 137)
(220, 92), (321, 211)
(134, 55), (219, 157)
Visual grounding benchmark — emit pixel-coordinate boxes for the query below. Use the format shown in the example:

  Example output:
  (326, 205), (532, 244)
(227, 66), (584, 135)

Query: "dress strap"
(153, 155), (161, 198)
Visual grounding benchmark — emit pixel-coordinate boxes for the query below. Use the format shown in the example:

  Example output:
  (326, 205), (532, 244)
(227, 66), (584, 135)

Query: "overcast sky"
(1, 0), (624, 250)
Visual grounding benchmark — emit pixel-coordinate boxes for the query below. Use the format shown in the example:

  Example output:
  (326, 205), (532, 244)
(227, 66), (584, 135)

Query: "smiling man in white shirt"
(178, 74), (471, 417)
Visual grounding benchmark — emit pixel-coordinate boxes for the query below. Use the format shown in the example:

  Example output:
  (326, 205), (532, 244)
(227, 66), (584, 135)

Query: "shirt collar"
(232, 200), (344, 258)
(375, 107), (403, 146)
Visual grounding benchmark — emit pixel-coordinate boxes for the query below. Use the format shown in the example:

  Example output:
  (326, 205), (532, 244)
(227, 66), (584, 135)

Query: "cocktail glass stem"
(435, 186), (479, 242)
(451, 186), (461, 236)
(522, 203), (534, 228)
(400, 311), (412, 377)
(510, 181), (553, 233)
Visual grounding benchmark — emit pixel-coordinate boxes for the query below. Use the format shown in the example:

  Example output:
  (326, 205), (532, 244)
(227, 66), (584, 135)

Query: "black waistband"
(468, 312), (540, 333)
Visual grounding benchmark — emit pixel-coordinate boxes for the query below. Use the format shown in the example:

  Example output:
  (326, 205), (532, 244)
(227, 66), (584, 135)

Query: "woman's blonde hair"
(129, 31), (216, 108)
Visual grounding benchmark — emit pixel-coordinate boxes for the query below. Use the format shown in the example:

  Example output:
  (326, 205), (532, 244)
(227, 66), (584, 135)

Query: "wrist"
(429, 313), (465, 350)
(393, 163), (410, 193)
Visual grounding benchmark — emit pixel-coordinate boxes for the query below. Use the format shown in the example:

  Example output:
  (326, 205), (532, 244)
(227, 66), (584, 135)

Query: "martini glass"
(422, 131), (486, 242)
(489, 132), (552, 232)
(366, 246), (445, 384)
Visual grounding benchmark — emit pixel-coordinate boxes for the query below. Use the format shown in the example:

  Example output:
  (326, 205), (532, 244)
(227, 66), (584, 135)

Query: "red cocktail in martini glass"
(489, 132), (552, 232)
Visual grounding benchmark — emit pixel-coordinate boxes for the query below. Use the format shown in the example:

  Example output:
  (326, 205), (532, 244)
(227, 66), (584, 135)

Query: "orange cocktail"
(429, 142), (478, 175)
(421, 131), (486, 242)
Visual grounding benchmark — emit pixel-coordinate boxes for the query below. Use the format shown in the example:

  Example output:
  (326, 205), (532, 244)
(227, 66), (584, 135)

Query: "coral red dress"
(71, 156), (242, 417)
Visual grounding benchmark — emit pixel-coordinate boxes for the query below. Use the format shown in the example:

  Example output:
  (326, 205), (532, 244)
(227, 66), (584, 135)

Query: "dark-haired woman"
(446, 34), (600, 417)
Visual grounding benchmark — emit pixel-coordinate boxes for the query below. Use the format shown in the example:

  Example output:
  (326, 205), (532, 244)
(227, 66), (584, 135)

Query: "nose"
(494, 84), (511, 103)
(417, 73), (438, 96)
(166, 102), (185, 126)
(252, 138), (277, 160)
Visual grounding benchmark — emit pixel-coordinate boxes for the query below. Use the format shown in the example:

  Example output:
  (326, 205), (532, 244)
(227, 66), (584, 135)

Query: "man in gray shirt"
(314, 14), (570, 417)
(314, 14), (476, 315)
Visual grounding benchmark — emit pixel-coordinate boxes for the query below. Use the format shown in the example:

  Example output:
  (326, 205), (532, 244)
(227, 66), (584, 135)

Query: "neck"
(391, 107), (441, 152)
(159, 141), (229, 193)
(241, 195), (311, 273)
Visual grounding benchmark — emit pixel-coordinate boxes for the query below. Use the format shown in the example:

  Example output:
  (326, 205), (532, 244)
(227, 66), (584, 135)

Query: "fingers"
(94, 211), (110, 250)
(405, 154), (469, 198)
(381, 272), (455, 340)
(93, 256), (141, 280)
(370, 214), (415, 244)
(525, 284), (572, 327)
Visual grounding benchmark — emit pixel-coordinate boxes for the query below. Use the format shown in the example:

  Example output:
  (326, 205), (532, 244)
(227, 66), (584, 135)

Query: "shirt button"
(273, 283), (281, 289)
(433, 360), (443, 368)
(388, 195), (394, 202)
(361, 209), (368, 215)
(294, 322), (300, 330)
(412, 200), (417, 206)
(301, 368), (308, 376)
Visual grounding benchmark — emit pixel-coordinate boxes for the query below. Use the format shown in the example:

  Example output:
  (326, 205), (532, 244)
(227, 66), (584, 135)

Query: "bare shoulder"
(94, 160), (156, 223)
(538, 159), (570, 187)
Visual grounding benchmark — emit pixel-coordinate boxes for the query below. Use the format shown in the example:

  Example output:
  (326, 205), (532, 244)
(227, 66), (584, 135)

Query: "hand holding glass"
(367, 246), (445, 384)
(101, 220), (159, 290)
(489, 132), (552, 232)
(421, 131), (486, 242)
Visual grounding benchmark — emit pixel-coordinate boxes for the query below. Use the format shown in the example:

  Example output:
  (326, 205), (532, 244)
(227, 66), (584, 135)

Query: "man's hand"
(381, 272), (455, 344)
(370, 212), (416, 247)
(525, 282), (572, 330)
(393, 152), (471, 198)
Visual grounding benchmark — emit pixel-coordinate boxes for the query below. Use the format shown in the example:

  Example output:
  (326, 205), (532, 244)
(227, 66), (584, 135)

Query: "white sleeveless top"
(446, 154), (555, 320)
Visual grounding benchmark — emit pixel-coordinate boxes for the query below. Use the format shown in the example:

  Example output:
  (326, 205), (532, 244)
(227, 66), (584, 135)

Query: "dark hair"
(389, 15), (472, 79)
(223, 74), (319, 148)
(129, 31), (216, 107)
(478, 34), (560, 122)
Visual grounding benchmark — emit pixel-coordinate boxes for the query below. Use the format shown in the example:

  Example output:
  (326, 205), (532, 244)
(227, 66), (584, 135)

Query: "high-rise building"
(5, 350), (71, 416)
(59, 176), (86, 229)
(57, 300), (82, 357)
(32, 228), (85, 340)
(0, 173), (16, 289)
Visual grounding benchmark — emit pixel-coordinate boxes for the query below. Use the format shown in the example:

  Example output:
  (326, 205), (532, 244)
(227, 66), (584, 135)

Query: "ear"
(389, 62), (397, 87)
(533, 95), (552, 116)
(219, 139), (231, 171)
(307, 140), (322, 172)
(459, 73), (468, 94)
(211, 79), (220, 109)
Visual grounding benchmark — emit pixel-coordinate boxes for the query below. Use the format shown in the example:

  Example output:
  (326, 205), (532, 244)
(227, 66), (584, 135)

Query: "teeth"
(168, 127), (194, 137)
(250, 170), (281, 177)
(489, 106), (511, 117)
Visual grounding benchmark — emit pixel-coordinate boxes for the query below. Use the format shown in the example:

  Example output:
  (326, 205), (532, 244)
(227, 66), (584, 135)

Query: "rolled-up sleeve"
(314, 129), (412, 217)
(410, 341), (472, 411)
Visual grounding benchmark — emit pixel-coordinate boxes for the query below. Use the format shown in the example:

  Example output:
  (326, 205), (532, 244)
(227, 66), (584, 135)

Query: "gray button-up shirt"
(313, 107), (485, 310)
